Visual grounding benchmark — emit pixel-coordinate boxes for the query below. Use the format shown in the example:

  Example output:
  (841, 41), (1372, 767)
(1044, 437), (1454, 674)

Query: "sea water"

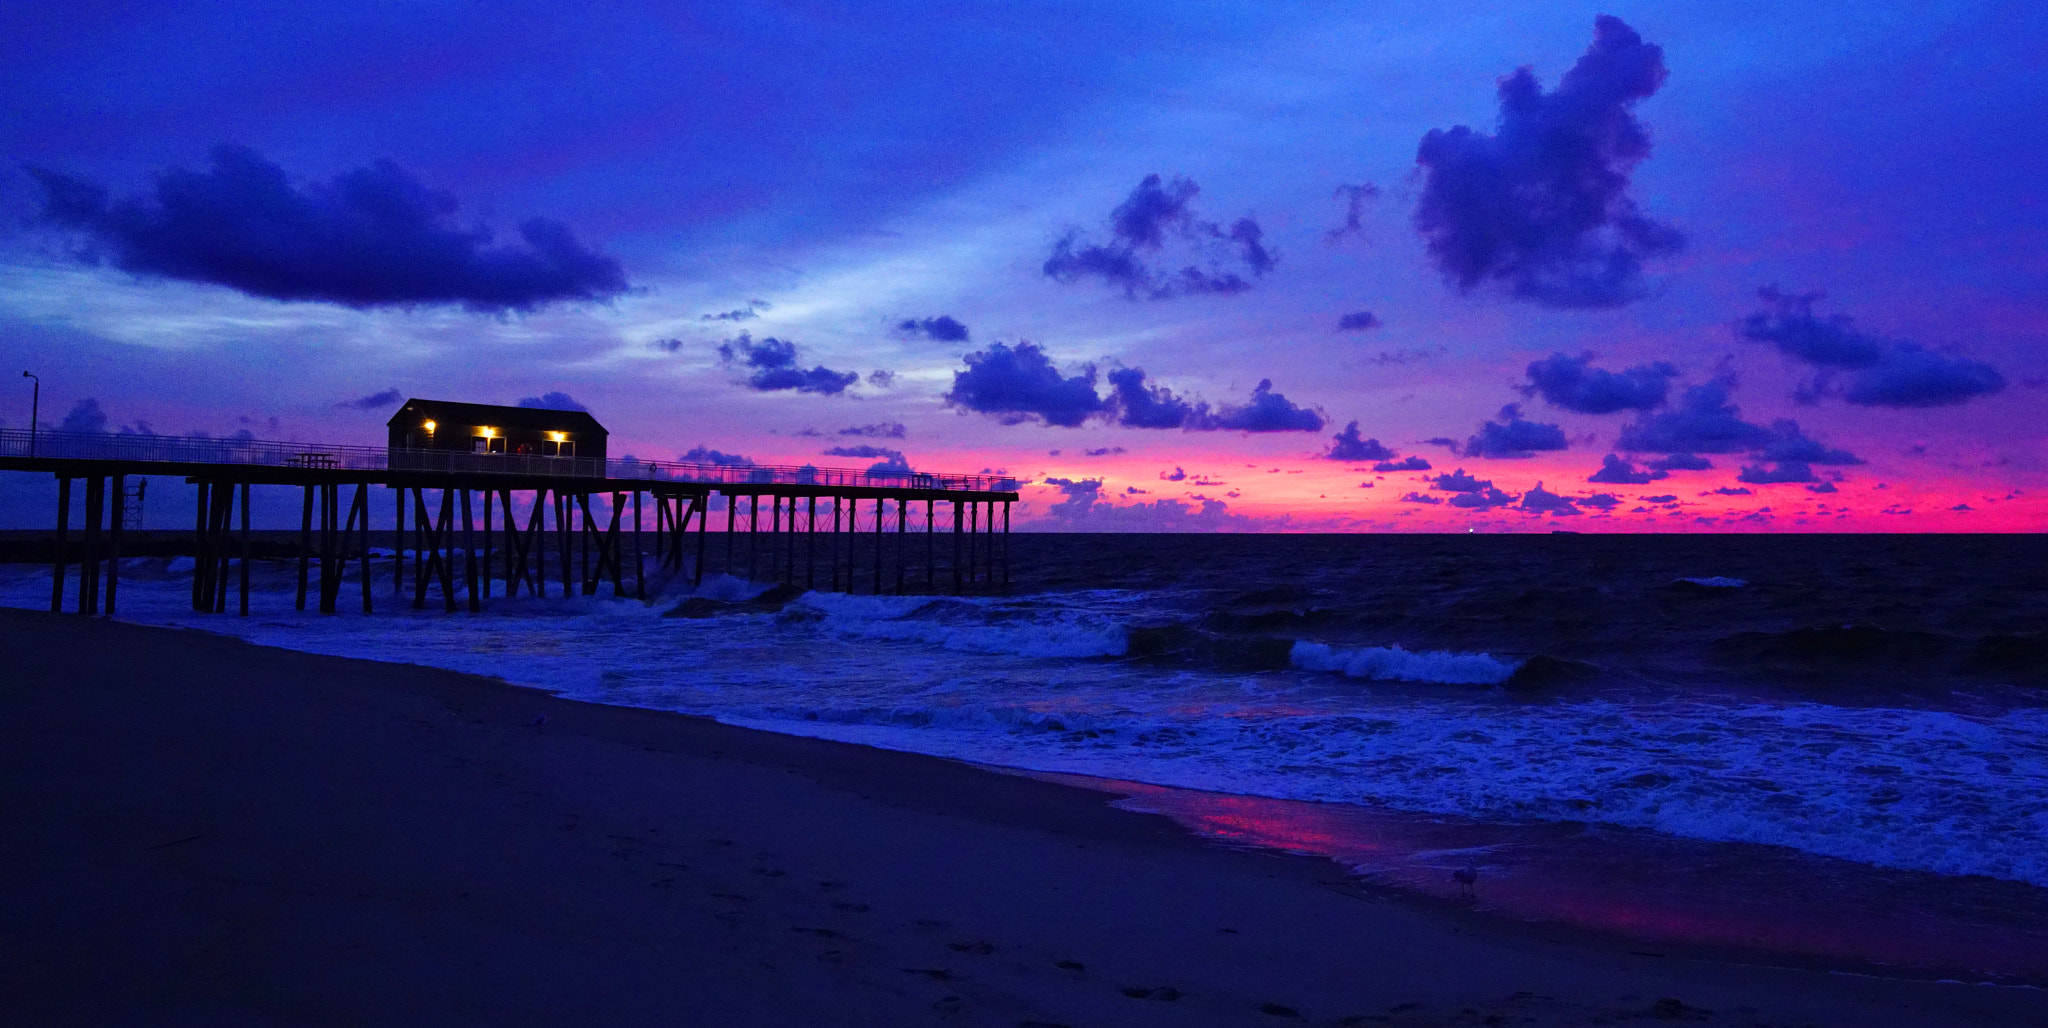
(7, 533), (2046, 978)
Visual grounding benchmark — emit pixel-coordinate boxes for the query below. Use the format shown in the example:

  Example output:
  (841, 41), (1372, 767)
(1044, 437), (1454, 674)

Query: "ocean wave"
(1290, 640), (1519, 685)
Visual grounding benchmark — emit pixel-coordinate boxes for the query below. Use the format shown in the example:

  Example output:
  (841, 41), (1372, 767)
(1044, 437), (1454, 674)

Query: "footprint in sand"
(947, 941), (995, 955)
(901, 968), (955, 981)
(1258, 1002), (1302, 1018)
(1121, 986), (1182, 1001)
(1054, 960), (1084, 972)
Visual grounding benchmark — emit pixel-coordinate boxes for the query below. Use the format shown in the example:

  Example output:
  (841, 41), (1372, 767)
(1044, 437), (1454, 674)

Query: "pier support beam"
(52, 476), (71, 613)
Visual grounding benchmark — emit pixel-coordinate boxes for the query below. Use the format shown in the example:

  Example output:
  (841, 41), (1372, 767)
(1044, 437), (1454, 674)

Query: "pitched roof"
(386, 398), (608, 435)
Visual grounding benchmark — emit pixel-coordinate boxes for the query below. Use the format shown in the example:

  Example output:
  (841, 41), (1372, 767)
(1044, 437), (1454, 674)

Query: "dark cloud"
(1082, 446), (1126, 457)
(339, 388), (403, 411)
(702, 300), (769, 322)
(1807, 482), (1839, 494)
(1522, 352), (1675, 414)
(1160, 466), (1188, 482)
(1043, 174), (1273, 299)
(1413, 16), (1680, 308)
(1323, 421), (1396, 462)
(1433, 468), (1491, 493)
(1105, 367), (1199, 429)
(1579, 493), (1621, 510)
(1462, 404), (1568, 459)
(718, 333), (859, 395)
(680, 446), (754, 466)
(1041, 477), (1104, 518)
(1399, 491), (1444, 505)
(1737, 461), (1818, 485)
(1759, 421), (1862, 465)
(823, 444), (902, 461)
(1741, 287), (2005, 407)
(945, 341), (1104, 427)
(1518, 483), (1582, 516)
(1641, 495), (1678, 504)
(516, 391), (587, 411)
(1647, 453), (1713, 471)
(59, 398), (107, 434)
(1449, 485), (1517, 510)
(1193, 379), (1324, 433)
(1588, 453), (1667, 484)
(896, 315), (970, 342)
(866, 369), (897, 388)
(1711, 486), (1754, 496)
(26, 144), (627, 312)
(653, 338), (684, 353)
(1325, 183), (1379, 243)
(1336, 311), (1382, 332)
(1373, 456), (1433, 472)
(838, 422), (907, 439)
(1616, 379), (1773, 454)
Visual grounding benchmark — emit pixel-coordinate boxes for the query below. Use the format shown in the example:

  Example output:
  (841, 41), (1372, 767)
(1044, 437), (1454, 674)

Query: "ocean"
(7, 532), (2046, 980)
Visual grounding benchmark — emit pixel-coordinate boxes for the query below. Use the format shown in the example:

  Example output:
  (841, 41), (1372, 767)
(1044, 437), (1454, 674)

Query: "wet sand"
(2, 608), (2041, 1026)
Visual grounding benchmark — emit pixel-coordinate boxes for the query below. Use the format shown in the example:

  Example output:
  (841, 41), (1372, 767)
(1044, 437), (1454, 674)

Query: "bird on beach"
(1452, 863), (1478, 898)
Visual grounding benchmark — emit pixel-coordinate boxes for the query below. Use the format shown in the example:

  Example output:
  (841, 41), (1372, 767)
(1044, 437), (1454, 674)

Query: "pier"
(0, 428), (1019, 618)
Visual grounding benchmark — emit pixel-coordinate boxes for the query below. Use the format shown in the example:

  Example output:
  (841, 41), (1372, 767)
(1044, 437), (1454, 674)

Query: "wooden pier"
(1, 429), (1018, 618)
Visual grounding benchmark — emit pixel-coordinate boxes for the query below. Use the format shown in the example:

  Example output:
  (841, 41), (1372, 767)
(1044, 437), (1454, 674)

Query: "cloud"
(1641, 495), (1678, 504)
(838, 422), (907, 439)
(1806, 482), (1838, 494)
(896, 315), (970, 342)
(1741, 287), (2004, 407)
(1043, 174), (1273, 299)
(1034, 478), (1256, 530)
(59, 398), (107, 434)
(1082, 446), (1125, 457)
(680, 445), (755, 466)
(1399, 491), (1444, 505)
(1758, 421), (1862, 465)
(1324, 421), (1396, 462)
(1041, 477), (1104, 518)
(1336, 310), (1382, 332)
(1413, 16), (1680, 308)
(1325, 183), (1379, 243)
(1710, 486), (1754, 496)
(1373, 456), (1432, 472)
(1517, 483), (1582, 516)
(1160, 467), (1187, 481)
(339, 388), (403, 411)
(1462, 404), (1567, 458)
(1736, 461), (1818, 485)
(26, 144), (627, 312)
(1616, 379), (1773, 454)
(823, 444), (903, 461)
(866, 369), (897, 388)
(1588, 453), (1668, 484)
(1522, 352), (1675, 413)
(1105, 369), (1324, 432)
(1579, 493), (1621, 510)
(1449, 486), (1517, 509)
(946, 341), (1104, 427)
(516, 391), (587, 411)
(702, 300), (769, 322)
(718, 333), (859, 395)
(1647, 453), (1712, 471)
(1192, 379), (1324, 433)
(1432, 469), (1491, 493)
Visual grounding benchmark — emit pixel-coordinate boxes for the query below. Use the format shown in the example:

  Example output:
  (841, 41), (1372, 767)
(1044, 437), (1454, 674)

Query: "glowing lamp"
(547, 431), (567, 442)
(423, 420), (437, 432)
(479, 426), (496, 438)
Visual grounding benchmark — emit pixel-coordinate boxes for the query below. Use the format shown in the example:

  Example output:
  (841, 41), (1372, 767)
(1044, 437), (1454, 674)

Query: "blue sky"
(3, 1), (2042, 529)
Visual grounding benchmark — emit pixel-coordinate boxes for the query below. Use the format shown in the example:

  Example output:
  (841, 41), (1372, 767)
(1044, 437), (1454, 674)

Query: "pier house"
(388, 398), (608, 462)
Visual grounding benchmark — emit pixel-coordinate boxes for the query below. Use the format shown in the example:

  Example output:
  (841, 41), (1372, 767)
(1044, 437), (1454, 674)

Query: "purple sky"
(3, 3), (2043, 530)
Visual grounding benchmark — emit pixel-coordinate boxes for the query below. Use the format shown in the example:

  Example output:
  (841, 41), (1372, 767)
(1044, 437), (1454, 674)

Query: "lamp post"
(21, 371), (37, 458)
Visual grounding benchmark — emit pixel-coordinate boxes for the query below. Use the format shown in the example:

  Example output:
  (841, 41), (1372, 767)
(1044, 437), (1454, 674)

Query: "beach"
(4, 608), (2042, 1027)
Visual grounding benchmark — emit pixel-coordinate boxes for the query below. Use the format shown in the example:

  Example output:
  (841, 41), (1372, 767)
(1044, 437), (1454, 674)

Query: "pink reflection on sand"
(1028, 772), (2048, 982)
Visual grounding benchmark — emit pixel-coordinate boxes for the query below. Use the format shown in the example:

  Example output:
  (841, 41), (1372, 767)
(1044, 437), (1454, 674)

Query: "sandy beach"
(2, 608), (2041, 1027)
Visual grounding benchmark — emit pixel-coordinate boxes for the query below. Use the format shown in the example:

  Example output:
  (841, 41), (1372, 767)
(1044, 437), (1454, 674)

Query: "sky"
(2, 1), (2043, 531)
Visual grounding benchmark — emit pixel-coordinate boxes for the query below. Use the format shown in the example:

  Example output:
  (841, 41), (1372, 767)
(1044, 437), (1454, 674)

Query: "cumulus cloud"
(26, 144), (627, 312)
(1741, 287), (2004, 407)
(1615, 379), (1772, 454)
(1193, 379), (1324, 433)
(1373, 456), (1433, 472)
(1160, 467), (1187, 482)
(1324, 421), (1396, 462)
(1413, 16), (1680, 308)
(1105, 369), (1323, 432)
(339, 388), (403, 410)
(1588, 453), (1667, 484)
(823, 444), (902, 461)
(1518, 483), (1582, 516)
(1450, 485), (1517, 509)
(1399, 491), (1444, 505)
(838, 422), (907, 439)
(1711, 486), (1754, 496)
(1461, 404), (1567, 459)
(1522, 352), (1675, 413)
(702, 300), (769, 322)
(1043, 174), (1273, 299)
(718, 334), (859, 395)
(1647, 453), (1712, 471)
(946, 342), (1104, 427)
(1433, 469), (1491, 493)
(517, 391), (587, 411)
(680, 445), (754, 466)
(896, 315), (970, 342)
(1336, 310), (1382, 332)
(1736, 461), (1818, 485)
(1105, 367), (1200, 429)
(59, 398), (108, 434)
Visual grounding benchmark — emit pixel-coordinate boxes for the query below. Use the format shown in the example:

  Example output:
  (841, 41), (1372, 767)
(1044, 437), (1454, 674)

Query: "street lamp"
(20, 371), (37, 458)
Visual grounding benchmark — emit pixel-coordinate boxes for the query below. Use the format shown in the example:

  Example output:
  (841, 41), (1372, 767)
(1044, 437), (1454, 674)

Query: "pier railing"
(0, 429), (1019, 493)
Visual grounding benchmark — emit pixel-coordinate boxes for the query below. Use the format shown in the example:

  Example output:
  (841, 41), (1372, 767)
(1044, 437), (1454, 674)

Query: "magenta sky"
(2, 3), (2042, 531)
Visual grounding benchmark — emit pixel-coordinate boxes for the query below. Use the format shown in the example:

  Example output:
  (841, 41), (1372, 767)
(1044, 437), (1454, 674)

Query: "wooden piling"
(105, 474), (125, 616)
(461, 486), (480, 612)
(238, 481), (251, 616)
(80, 475), (103, 615)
